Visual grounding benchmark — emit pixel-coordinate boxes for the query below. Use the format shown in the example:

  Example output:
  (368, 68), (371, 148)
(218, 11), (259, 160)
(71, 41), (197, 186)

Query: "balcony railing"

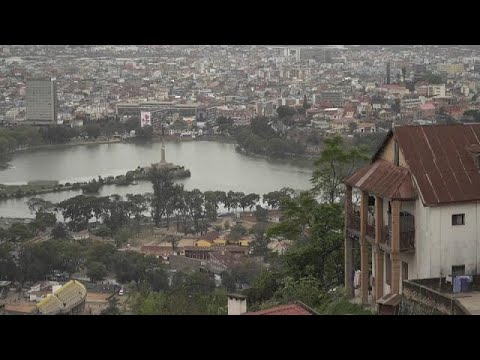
(347, 210), (415, 252)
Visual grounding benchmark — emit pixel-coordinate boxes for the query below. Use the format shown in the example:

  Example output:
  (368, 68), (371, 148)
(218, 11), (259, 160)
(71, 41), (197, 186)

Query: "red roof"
(393, 124), (480, 205)
(344, 159), (417, 200)
(244, 302), (317, 315)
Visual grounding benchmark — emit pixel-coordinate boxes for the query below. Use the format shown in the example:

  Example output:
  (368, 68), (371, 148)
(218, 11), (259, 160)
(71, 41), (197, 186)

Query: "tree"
(27, 198), (54, 214)
(83, 179), (101, 194)
(148, 166), (174, 227)
(239, 193), (260, 212)
(267, 192), (345, 289)
(51, 223), (69, 240)
(32, 210), (57, 231)
(7, 222), (34, 242)
(273, 275), (326, 308)
(204, 191), (219, 221)
(0, 244), (19, 281)
(146, 268), (169, 292)
(126, 193), (148, 235)
(137, 126), (153, 140)
(57, 195), (97, 231)
(263, 188), (294, 209)
(125, 118), (140, 132)
(114, 229), (131, 248)
(311, 135), (368, 204)
(86, 242), (116, 269)
(165, 184), (183, 229)
(221, 271), (237, 292)
(276, 106), (296, 119)
(250, 117), (277, 139)
(87, 261), (107, 282)
(228, 224), (248, 242)
(101, 297), (121, 315)
(85, 123), (101, 138)
(254, 205), (268, 223)
(185, 189), (206, 235)
(250, 223), (269, 256)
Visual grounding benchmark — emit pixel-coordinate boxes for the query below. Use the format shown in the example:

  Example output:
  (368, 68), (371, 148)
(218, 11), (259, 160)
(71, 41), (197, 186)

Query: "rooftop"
(244, 302), (318, 315)
(393, 124), (480, 205)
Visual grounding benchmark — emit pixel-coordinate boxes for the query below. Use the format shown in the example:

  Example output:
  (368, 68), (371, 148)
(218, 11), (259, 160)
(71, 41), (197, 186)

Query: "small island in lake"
(0, 139), (191, 199)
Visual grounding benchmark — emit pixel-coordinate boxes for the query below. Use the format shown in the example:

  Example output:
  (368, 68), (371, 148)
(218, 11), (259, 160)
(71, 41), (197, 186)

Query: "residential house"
(194, 239), (213, 247)
(355, 123), (376, 133)
(194, 230), (221, 247)
(213, 238), (227, 246)
(343, 124), (480, 307)
(237, 238), (252, 247)
(419, 103), (436, 119)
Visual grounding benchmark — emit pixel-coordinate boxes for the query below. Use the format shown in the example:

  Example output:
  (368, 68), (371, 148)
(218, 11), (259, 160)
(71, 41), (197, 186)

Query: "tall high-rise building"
(26, 79), (57, 125)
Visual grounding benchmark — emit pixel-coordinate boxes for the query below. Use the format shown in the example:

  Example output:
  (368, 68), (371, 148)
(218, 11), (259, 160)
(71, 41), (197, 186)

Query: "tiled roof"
(344, 159), (417, 200)
(37, 280), (87, 315)
(245, 302), (317, 315)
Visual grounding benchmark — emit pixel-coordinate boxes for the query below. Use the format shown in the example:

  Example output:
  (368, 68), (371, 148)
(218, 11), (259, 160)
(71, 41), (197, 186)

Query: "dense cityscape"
(1, 45), (480, 315)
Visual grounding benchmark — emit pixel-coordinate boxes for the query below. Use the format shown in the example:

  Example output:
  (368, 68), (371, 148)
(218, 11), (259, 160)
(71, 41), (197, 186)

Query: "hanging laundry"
(453, 276), (462, 293)
(354, 270), (361, 288)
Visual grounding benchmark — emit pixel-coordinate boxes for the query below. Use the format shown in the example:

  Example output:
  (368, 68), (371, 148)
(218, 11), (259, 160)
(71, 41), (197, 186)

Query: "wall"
(379, 136), (407, 167)
(400, 280), (469, 315)
(228, 297), (247, 315)
(414, 198), (428, 280)
(423, 202), (480, 278)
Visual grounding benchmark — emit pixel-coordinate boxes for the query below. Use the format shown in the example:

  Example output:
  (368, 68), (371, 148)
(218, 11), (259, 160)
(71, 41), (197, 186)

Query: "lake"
(0, 140), (314, 218)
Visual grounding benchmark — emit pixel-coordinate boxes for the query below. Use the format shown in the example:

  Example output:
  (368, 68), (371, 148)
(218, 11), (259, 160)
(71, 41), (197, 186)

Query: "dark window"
(452, 265), (465, 277)
(452, 214), (465, 226)
(394, 141), (399, 166)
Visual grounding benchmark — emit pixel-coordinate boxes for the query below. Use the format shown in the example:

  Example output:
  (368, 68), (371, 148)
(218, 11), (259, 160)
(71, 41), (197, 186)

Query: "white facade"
(375, 190), (480, 299)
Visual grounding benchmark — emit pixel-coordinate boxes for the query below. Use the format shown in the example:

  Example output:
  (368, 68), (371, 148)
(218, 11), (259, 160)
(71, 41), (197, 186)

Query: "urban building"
(26, 79), (57, 125)
(319, 91), (344, 107)
(36, 280), (87, 315)
(344, 124), (480, 308)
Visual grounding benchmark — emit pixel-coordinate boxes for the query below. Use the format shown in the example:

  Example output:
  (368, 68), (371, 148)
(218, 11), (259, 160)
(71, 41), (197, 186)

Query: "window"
(452, 265), (465, 277)
(452, 214), (465, 226)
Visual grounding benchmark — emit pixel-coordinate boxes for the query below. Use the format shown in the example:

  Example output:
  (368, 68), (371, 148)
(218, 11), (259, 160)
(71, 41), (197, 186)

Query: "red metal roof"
(394, 124), (480, 205)
(244, 302), (317, 315)
(344, 159), (417, 200)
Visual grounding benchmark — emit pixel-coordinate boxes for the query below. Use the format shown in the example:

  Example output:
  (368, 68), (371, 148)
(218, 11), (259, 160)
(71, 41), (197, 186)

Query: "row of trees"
(0, 118), (154, 159)
(0, 126), (43, 154)
(19, 172), (295, 246)
(0, 234), (167, 286)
